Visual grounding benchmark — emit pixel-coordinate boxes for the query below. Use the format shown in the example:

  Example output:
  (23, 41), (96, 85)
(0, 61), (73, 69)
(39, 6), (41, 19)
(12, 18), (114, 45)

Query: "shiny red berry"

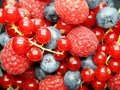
(3, 6), (20, 23)
(56, 19), (73, 35)
(12, 36), (30, 55)
(6, 23), (18, 37)
(104, 31), (119, 45)
(19, 17), (34, 36)
(81, 68), (94, 82)
(27, 46), (43, 62)
(93, 52), (107, 65)
(93, 27), (104, 42)
(96, 44), (107, 53)
(108, 58), (120, 73)
(56, 62), (68, 76)
(14, 75), (25, 90)
(82, 11), (96, 28)
(36, 27), (51, 44)
(0, 74), (15, 89)
(33, 18), (46, 33)
(107, 42), (120, 58)
(57, 37), (71, 51)
(95, 65), (111, 81)
(54, 50), (67, 61)
(91, 79), (106, 90)
(66, 56), (81, 71)
(23, 79), (39, 90)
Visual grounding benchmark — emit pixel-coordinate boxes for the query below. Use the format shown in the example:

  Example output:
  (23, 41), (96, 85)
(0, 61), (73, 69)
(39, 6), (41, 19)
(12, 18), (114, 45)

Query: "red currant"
(93, 27), (104, 42)
(6, 23), (18, 37)
(66, 56), (81, 71)
(56, 62), (68, 76)
(57, 37), (71, 51)
(12, 36), (30, 55)
(95, 65), (111, 81)
(91, 79), (106, 90)
(104, 31), (119, 45)
(108, 58), (120, 73)
(19, 17), (34, 36)
(27, 46), (43, 62)
(54, 50), (67, 61)
(81, 68), (94, 82)
(56, 19), (73, 35)
(96, 44), (107, 53)
(93, 52), (107, 65)
(14, 75), (25, 90)
(36, 27), (51, 44)
(107, 42), (120, 58)
(33, 18), (46, 33)
(0, 74), (15, 89)
(23, 79), (39, 90)
(82, 10), (96, 28)
(3, 6), (20, 23)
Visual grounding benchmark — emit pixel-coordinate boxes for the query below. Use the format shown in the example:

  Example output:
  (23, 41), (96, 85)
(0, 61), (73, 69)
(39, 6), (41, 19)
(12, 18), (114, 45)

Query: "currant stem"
(117, 34), (120, 45)
(12, 23), (23, 36)
(29, 39), (64, 55)
(12, 24), (63, 55)
(105, 55), (111, 65)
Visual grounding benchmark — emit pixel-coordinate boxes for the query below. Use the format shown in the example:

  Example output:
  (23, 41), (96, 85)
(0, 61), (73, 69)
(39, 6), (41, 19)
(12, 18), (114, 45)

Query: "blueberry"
(35, 66), (48, 81)
(96, 7), (119, 28)
(101, 0), (114, 7)
(81, 55), (97, 69)
(45, 26), (61, 49)
(64, 71), (81, 90)
(86, 0), (100, 9)
(40, 53), (60, 73)
(0, 32), (11, 46)
(44, 2), (59, 22)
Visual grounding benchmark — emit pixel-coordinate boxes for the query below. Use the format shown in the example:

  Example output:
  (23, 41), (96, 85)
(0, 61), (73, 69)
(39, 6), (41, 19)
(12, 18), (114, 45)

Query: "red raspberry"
(1, 41), (30, 75)
(19, 0), (47, 19)
(108, 72), (120, 90)
(54, 0), (89, 24)
(39, 75), (68, 90)
(66, 25), (98, 57)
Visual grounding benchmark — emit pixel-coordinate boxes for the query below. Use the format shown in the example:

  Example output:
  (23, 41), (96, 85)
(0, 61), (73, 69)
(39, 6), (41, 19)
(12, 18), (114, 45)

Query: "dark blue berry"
(35, 66), (48, 81)
(0, 32), (11, 46)
(86, 0), (100, 9)
(81, 55), (97, 70)
(44, 2), (59, 22)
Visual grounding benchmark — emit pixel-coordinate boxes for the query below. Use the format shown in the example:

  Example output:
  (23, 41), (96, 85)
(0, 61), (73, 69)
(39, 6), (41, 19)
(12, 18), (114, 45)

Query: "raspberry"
(108, 72), (120, 90)
(54, 0), (89, 24)
(1, 40), (30, 75)
(19, 0), (47, 19)
(66, 25), (98, 57)
(39, 75), (68, 90)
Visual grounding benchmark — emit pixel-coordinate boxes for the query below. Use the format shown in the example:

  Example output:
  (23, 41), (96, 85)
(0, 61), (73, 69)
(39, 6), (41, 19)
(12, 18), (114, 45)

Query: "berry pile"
(0, 0), (120, 90)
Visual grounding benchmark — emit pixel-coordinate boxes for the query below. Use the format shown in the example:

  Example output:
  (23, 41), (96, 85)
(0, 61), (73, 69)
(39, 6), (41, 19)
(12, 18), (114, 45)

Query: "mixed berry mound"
(1, 40), (30, 75)
(67, 25), (99, 57)
(54, 0), (89, 24)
